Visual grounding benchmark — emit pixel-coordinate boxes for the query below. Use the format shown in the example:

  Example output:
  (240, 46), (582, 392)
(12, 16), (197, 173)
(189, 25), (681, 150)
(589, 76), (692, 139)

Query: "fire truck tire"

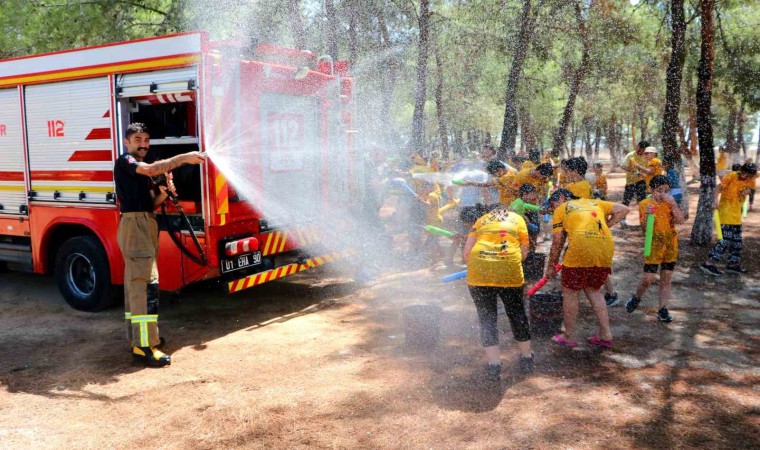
(54, 236), (116, 312)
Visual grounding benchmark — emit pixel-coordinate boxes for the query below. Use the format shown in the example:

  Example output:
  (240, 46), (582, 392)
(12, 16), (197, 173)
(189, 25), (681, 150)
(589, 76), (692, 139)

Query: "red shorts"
(561, 267), (611, 290)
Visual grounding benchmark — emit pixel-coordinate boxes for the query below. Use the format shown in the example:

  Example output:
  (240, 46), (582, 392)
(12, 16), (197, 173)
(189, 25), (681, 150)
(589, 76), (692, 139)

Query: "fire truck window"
(131, 102), (190, 139)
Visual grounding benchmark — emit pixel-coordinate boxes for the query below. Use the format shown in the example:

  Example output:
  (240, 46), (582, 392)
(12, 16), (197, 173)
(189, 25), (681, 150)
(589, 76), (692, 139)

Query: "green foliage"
(2, 0), (757, 150)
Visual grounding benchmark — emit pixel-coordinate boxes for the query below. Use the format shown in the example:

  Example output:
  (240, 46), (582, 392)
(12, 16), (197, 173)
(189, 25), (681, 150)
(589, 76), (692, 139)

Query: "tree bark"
(519, 106), (537, 151)
(662, 0), (686, 167)
(324, 0), (339, 59)
(499, 0), (534, 159)
(552, 0), (591, 153)
(593, 124), (601, 162)
(690, 0), (716, 247)
(287, 0), (306, 49)
(377, 7), (399, 146)
(725, 91), (737, 154)
(347, 0), (358, 64)
(737, 100), (746, 158)
(411, 0), (431, 151)
(433, 40), (449, 159)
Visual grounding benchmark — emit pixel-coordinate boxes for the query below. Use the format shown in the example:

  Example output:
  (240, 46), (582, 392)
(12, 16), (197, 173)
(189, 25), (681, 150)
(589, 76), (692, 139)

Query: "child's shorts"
(644, 232), (678, 266)
(561, 267), (611, 290)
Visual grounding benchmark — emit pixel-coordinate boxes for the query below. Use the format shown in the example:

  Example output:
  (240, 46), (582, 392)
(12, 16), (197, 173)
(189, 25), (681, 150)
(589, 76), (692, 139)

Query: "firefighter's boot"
(132, 346), (171, 367)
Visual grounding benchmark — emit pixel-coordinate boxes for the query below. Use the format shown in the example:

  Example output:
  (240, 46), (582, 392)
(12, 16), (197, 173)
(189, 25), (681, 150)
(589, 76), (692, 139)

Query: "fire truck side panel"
(29, 205), (121, 281)
(0, 87), (27, 215)
(25, 77), (116, 204)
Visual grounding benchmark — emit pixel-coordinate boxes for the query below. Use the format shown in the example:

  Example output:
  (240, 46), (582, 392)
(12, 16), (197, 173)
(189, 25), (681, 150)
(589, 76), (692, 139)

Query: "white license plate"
(220, 251), (262, 274)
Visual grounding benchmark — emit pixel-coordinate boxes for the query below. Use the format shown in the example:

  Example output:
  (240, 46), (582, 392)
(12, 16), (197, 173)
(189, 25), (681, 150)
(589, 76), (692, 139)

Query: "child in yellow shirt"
(593, 163), (608, 199)
(700, 163), (758, 275)
(625, 175), (685, 322)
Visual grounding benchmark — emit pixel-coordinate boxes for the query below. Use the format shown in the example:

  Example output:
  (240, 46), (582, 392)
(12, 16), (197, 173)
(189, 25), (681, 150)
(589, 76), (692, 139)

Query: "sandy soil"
(1, 171), (758, 449)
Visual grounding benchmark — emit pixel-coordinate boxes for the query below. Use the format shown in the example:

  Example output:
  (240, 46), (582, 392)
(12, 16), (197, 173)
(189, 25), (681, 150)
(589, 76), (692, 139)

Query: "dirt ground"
(1, 171), (759, 449)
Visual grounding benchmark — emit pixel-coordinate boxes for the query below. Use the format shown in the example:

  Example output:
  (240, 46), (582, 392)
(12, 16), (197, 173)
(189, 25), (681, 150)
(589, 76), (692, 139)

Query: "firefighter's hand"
(182, 151), (207, 165)
(165, 173), (177, 196)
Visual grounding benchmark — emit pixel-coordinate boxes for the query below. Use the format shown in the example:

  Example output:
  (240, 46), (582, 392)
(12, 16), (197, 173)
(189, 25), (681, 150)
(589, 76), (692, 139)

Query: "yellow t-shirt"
(521, 160), (538, 171)
(716, 152), (727, 171)
(718, 172), (757, 225)
(495, 173), (518, 206)
(426, 192), (443, 226)
(552, 199), (615, 268)
(512, 167), (547, 193)
(638, 198), (678, 263)
(624, 152), (646, 184)
(566, 179), (593, 199)
(595, 174), (608, 196)
(643, 158), (663, 191)
(467, 210), (528, 287)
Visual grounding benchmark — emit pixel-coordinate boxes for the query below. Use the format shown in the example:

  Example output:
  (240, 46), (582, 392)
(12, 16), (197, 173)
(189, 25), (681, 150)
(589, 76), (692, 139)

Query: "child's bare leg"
(658, 270), (673, 309)
(604, 277), (614, 294)
(584, 286), (613, 341)
(561, 287), (580, 342)
(635, 272), (657, 299)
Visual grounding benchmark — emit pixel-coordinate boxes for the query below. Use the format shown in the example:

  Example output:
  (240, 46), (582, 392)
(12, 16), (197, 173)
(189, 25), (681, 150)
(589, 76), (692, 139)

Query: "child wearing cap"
(700, 162), (758, 275)
(641, 147), (663, 192)
(625, 175), (685, 322)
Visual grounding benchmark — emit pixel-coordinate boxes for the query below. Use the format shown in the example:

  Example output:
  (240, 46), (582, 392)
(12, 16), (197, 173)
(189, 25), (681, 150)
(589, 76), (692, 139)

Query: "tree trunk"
(593, 125), (601, 162)
(638, 109), (648, 143)
(690, 0), (716, 247)
(324, 0), (339, 59)
(662, 0), (686, 167)
(287, 0), (306, 49)
(519, 106), (537, 151)
(411, 0), (431, 151)
(377, 8), (399, 147)
(347, 0), (358, 64)
(583, 118), (593, 161)
(725, 92), (737, 154)
(499, 0), (534, 159)
(553, 1), (590, 153)
(737, 100), (746, 159)
(433, 41), (449, 159)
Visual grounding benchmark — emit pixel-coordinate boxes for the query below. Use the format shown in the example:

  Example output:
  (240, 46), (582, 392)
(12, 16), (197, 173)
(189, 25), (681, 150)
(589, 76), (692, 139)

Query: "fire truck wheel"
(54, 236), (116, 312)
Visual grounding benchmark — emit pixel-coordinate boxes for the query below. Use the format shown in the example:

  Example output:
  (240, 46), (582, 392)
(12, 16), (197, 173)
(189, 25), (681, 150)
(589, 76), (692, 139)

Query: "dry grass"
(1, 173), (759, 449)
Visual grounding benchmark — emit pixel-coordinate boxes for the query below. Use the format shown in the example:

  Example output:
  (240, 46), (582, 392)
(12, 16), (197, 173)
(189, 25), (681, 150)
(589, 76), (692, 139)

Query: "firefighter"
(115, 123), (206, 367)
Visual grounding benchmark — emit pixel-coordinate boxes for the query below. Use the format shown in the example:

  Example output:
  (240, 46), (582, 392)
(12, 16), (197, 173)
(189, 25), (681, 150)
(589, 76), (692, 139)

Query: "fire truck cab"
(0, 32), (358, 311)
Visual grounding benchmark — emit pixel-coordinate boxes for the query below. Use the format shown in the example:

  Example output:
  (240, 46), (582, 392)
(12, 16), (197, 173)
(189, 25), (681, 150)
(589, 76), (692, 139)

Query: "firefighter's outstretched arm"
(136, 151), (206, 177)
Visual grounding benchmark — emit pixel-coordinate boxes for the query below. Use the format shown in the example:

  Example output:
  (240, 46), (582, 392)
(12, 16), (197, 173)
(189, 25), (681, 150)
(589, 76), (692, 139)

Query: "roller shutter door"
(0, 88), (27, 215)
(25, 77), (115, 203)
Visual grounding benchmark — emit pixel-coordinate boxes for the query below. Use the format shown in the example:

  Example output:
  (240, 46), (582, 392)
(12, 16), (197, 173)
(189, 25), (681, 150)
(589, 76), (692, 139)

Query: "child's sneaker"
(725, 265), (748, 274)
(656, 307), (673, 323)
(484, 363), (501, 381)
(700, 263), (722, 276)
(605, 291), (620, 307)
(625, 296), (641, 313)
(518, 355), (534, 375)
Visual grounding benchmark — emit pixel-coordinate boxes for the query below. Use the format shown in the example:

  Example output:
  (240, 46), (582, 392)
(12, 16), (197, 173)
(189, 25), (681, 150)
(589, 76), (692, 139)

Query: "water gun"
(742, 196), (749, 218)
(390, 178), (417, 197)
(424, 225), (456, 238)
(643, 213), (655, 257)
(441, 270), (467, 282)
(713, 210), (723, 240)
(438, 198), (460, 215)
(544, 181), (553, 223)
(526, 263), (563, 296)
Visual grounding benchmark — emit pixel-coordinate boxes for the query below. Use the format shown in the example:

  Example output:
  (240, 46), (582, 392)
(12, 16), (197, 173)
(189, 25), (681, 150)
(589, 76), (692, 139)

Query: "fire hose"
(153, 174), (208, 266)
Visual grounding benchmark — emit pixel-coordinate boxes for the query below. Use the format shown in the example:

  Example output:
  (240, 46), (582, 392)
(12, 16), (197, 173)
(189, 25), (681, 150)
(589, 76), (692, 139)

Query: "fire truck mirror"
(19, 205), (28, 214)
(27, 191), (36, 200)
(79, 191), (87, 201)
(105, 192), (115, 202)
(53, 191), (61, 200)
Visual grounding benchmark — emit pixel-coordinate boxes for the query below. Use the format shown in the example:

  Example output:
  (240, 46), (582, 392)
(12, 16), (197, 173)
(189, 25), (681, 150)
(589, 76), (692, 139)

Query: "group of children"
(393, 144), (757, 325)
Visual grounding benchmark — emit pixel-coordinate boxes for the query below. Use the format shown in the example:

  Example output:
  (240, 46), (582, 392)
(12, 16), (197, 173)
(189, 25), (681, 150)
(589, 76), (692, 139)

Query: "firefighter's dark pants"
(117, 212), (160, 348)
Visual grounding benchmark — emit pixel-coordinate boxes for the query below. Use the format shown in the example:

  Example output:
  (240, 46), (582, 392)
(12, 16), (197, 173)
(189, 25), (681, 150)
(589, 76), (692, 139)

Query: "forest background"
(1, 0), (758, 241)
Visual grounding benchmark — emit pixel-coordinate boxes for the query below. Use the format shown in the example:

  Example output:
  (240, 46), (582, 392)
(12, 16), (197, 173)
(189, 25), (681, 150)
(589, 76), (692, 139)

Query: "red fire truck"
(0, 32), (358, 311)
